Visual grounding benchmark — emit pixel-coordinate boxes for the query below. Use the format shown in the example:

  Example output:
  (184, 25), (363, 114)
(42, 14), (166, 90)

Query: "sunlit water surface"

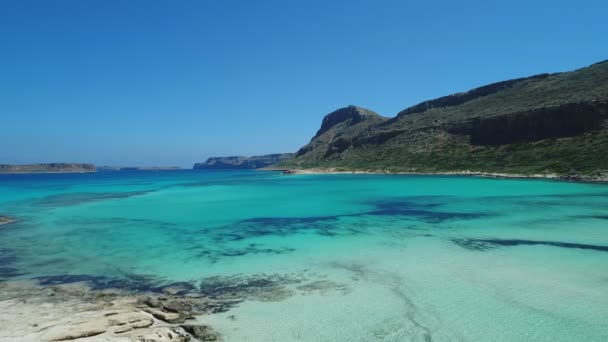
(1, 170), (607, 341)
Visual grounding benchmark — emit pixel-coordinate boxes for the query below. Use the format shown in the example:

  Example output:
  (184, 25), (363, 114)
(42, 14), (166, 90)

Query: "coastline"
(0, 271), (345, 341)
(0, 280), (222, 342)
(266, 168), (608, 184)
(0, 170), (97, 175)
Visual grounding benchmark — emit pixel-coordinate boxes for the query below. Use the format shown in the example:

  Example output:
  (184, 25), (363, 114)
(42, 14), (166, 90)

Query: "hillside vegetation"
(277, 60), (608, 178)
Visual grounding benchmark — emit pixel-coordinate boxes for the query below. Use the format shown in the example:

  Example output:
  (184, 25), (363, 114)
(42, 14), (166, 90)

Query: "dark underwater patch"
(197, 274), (303, 302)
(31, 272), (318, 311)
(576, 215), (608, 220)
(0, 248), (28, 278)
(453, 238), (608, 253)
(0, 267), (27, 278)
(478, 192), (608, 210)
(362, 197), (490, 223)
(33, 190), (154, 207)
(208, 197), (487, 242)
(243, 216), (339, 225)
(59, 216), (177, 229)
(33, 273), (188, 293)
(367, 202), (486, 223)
(35, 274), (139, 291)
(29, 257), (68, 268)
(213, 216), (340, 242)
(195, 244), (296, 263)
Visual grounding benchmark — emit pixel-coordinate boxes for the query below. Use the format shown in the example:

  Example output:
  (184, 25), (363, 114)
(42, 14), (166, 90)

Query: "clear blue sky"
(1, 0), (606, 167)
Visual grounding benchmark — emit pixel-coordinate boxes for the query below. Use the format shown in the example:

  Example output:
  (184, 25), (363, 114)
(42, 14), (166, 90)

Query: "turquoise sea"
(1, 170), (607, 341)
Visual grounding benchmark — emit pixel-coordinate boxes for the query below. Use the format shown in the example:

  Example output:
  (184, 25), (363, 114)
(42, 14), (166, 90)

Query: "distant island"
(97, 166), (182, 171)
(273, 59), (608, 182)
(0, 163), (96, 174)
(193, 153), (294, 169)
(0, 164), (184, 174)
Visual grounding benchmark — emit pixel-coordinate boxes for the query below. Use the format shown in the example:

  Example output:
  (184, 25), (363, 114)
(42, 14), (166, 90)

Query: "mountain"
(277, 60), (608, 179)
(193, 153), (294, 169)
(0, 163), (96, 173)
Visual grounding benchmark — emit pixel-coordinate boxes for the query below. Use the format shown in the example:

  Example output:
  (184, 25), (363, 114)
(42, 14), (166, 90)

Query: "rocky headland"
(276, 60), (608, 179)
(193, 153), (293, 170)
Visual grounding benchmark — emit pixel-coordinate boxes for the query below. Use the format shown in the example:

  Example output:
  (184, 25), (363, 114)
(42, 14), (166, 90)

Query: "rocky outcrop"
(193, 153), (293, 169)
(292, 106), (388, 159)
(0, 280), (223, 342)
(181, 324), (220, 341)
(0, 271), (352, 341)
(314, 105), (385, 137)
(0, 163), (96, 173)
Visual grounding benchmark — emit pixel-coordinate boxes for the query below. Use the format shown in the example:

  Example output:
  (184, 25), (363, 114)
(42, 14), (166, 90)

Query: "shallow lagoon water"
(1, 170), (607, 341)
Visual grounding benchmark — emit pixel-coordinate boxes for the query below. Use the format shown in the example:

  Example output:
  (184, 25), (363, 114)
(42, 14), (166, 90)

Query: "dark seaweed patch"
(210, 197), (487, 242)
(576, 215), (608, 220)
(243, 216), (339, 225)
(213, 216), (339, 242)
(365, 198), (488, 223)
(33, 190), (154, 207)
(194, 244), (295, 263)
(198, 274), (302, 302)
(34, 273), (168, 292)
(178, 174), (285, 188)
(29, 258), (68, 268)
(453, 238), (608, 253)
(452, 239), (495, 251)
(478, 192), (608, 210)
(59, 217), (178, 229)
(0, 267), (27, 277)
(0, 248), (28, 278)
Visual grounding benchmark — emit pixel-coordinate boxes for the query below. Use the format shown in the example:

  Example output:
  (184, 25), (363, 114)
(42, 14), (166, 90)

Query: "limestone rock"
(131, 327), (192, 342)
(141, 308), (184, 324)
(46, 320), (108, 341)
(181, 325), (221, 341)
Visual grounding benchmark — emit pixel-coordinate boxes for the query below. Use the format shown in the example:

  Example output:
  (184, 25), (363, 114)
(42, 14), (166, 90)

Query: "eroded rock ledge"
(0, 280), (221, 342)
(0, 273), (349, 342)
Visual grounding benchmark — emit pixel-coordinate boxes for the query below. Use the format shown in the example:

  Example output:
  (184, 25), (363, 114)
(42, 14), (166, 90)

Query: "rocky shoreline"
(268, 168), (608, 184)
(0, 280), (222, 342)
(0, 273), (348, 341)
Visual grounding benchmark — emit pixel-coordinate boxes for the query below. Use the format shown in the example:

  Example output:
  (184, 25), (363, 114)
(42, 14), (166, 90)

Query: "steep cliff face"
(0, 163), (96, 173)
(278, 60), (608, 176)
(193, 153), (293, 169)
(447, 101), (608, 145)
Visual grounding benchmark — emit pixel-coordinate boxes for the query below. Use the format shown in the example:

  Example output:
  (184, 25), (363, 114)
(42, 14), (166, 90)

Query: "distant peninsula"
(193, 153), (294, 169)
(0, 163), (96, 174)
(274, 59), (608, 182)
(97, 166), (182, 171)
